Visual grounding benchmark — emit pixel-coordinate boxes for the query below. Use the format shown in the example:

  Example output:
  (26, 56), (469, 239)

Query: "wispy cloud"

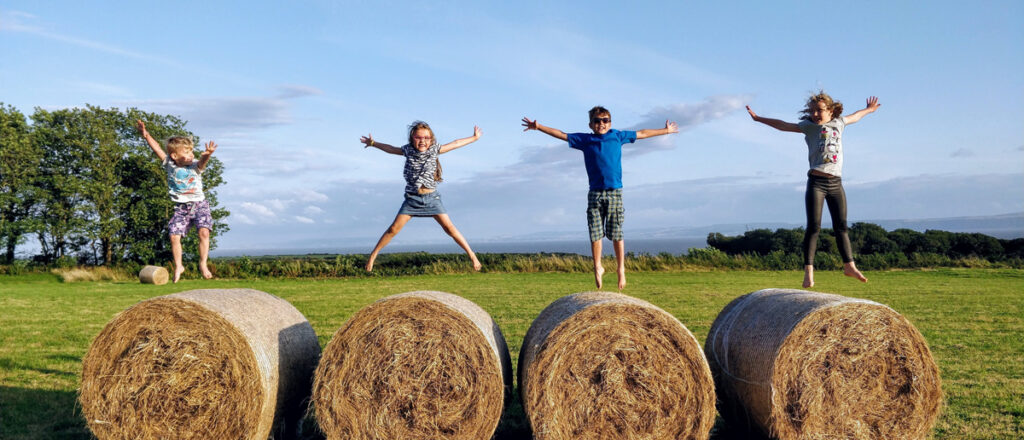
(624, 95), (750, 155)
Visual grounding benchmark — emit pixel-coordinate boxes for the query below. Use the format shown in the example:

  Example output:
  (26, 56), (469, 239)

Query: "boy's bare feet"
(594, 265), (605, 289)
(617, 266), (626, 290)
(173, 266), (185, 283)
(200, 264), (213, 279)
(843, 262), (868, 283)
(803, 265), (814, 288)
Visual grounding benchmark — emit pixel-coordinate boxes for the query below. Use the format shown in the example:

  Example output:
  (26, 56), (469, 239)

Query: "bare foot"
(594, 265), (605, 289)
(200, 264), (213, 279)
(173, 266), (185, 283)
(843, 262), (868, 283)
(617, 267), (626, 290)
(802, 266), (814, 288)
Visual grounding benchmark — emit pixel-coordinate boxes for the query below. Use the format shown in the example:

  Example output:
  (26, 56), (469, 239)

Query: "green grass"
(1, 268), (1021, 439)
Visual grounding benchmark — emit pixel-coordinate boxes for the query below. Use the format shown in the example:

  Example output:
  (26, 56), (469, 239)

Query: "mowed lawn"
(1, 268), (1021, 439)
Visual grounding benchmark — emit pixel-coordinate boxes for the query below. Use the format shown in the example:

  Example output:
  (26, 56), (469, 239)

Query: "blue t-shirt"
(567, 129), (637, 190)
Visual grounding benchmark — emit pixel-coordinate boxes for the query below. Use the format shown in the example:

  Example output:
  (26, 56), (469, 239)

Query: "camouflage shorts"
(168, 200), (213, 236)
(586, 189), (624, 242)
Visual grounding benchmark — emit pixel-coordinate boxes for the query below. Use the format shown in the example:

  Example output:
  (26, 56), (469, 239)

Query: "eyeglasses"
(591, 117), (611, 124)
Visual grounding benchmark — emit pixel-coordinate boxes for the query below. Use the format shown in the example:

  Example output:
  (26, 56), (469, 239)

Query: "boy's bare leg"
(614, 239), (626, 290)
(591, 240), (604, 289)
(843, 261), (868, 283)
(198, 228), (213, 279)
(170, 234), (185, 283)
(803, 265), (814, 288)
(366, 214), (412, 271)
(434, 214), (481, 271)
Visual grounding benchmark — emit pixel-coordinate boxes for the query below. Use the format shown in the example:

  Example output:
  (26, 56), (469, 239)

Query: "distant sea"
(211, 237), (708, 258)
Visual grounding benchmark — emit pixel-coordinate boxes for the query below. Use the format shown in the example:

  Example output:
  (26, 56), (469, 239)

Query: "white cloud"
(295, 216), (314, 224)
(624, 95), (750, 155)
(304, 206), (324, 215)
(239, 202), (277, 218)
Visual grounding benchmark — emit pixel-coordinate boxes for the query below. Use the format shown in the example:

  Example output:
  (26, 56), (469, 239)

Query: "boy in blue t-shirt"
(522, 106), (678, 289)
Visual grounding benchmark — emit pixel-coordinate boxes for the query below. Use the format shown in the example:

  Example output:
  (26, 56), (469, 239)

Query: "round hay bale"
(312, 290), (512, 440)
(138, 265), (168, 285)
(519, 291), (716, 440)
(80, 288), (320, 440)
(705, 288), (942, 440)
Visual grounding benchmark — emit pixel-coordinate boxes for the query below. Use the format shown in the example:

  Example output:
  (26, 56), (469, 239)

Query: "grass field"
(1, 268), (1021, 439)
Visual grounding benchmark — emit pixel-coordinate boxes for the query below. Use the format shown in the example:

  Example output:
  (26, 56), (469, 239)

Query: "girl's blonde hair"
(799, 91), (843, 122)
(407, 121), (443, 182)
(166, 136), (194, 155)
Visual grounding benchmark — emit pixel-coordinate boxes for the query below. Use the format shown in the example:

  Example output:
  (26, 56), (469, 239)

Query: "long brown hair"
(407, 120), (442, 182)
(799, 91), (843, 122)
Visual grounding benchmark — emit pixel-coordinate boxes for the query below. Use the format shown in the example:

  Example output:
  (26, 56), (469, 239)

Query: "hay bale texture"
(137, 265), (168, 285)
(312, 290), (512, 440)
(80, 288), (320, 440)
(519, 291), (716, 440)
(705, 288), (942, 440)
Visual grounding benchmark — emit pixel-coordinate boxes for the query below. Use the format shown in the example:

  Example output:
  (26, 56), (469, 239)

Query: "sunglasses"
(591, 117), (611, 124)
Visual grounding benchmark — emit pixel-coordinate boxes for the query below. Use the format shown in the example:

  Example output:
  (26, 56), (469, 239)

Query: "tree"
(850, 222), (899, 254)
(31, 108), (92, 263)
(0, 104), (42, 263)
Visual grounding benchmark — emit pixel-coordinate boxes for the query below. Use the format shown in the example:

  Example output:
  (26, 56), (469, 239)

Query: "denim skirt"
(397, 191), (446, 217)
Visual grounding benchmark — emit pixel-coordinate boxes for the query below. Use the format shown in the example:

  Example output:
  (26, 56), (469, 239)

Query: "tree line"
(0, 103), (228, 266)
(707, 223), (1024, 262)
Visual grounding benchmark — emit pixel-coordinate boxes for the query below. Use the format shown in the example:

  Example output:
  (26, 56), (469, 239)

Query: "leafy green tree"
(850, 222), (899, 254)
(31, 108), (93, 263)
(0, 103), (42, 263)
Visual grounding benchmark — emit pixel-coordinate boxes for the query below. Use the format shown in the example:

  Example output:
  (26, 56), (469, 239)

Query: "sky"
(2, 1), (1022, 254)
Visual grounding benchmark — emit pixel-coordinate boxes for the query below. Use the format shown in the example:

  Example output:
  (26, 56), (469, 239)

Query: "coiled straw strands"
(80, 288), (320, 440)
(137, 265), (168, 285)
(705, 288), (942, 439)
(519, 291), (716, 440)
(312, 290), (512, 440)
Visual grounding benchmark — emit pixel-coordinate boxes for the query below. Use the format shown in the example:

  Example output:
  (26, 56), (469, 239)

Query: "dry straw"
(312, 290), (512, 440)
(705, 288), (942, 439)
(519, 291), (716, 440)
(138, 265), (168, 285)
(80, 288), (321, 440)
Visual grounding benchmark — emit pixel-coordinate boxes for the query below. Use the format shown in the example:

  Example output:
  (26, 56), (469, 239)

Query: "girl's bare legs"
(198, 227), (213, 279)
(366, 214), (412, 271)
(613, 239), (626, 290)
(843, 261), (868, 283)
(803, 264), (814, 288)
(590, 240), (604, 289)
(170, 234), (185, 283)
(434, 214), (481, 271)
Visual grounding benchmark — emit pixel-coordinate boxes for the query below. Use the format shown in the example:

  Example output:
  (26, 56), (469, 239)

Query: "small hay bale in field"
(519, 291), (716, 440)
(705, 288), (942, 440)
(80, 288), (320, 440)
(138, 265), (168, 285)
(312, 290), (512, 440)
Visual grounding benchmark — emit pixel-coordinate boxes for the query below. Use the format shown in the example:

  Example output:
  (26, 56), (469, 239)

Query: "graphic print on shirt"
(169, 167), (199, 195)
(818, 126), (841, 164)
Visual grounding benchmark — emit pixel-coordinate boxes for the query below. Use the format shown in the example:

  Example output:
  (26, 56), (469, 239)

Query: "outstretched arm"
(440, 126), (482, 154)
(360, 134), (403, 155)
(746, 106), (801, 132)
(636, 120), (679, 139)
(843, 96), (881, 125)
(137, 120), (167, 161)
(521, 117), (568, 141)
(196, 141), (218, 172)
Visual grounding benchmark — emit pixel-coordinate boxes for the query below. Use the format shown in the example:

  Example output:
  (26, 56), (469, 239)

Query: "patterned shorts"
(168, 200), (213, 236)
(586, 189), (624, 242)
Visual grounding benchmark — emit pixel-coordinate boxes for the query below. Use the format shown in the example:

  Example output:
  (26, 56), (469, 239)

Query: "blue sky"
(2, 1), (1022, 253)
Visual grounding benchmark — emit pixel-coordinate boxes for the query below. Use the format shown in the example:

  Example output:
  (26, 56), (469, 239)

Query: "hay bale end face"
(138, 265), (168, 285)
(705, 288), (943, 440)
(519, 292), (716, 440)
(80, 288), (320, 440)
(313, 290), (512, 440)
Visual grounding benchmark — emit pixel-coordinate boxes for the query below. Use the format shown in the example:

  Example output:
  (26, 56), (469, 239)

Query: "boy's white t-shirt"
(799, 117), (846, 177)
(162, 157), (205, 203)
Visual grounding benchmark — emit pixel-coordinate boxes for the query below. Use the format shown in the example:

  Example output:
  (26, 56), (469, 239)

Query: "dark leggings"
(804, 173), (854, 265)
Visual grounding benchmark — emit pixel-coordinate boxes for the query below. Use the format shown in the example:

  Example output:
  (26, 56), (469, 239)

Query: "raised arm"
(137, 120), (167, 161)
(440, 126), (482, 154)
(842, 96), (881, 125)
(360, 133), (402, 155)
(636, 120), (679, 139)
(196, 141), (217, 172)
(746, 106), (801, 133)
(521, 117), (568, 141)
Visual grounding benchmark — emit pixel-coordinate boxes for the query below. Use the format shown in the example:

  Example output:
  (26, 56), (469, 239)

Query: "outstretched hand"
(745, 105), (759, 120)
(202, 141), (217, 155)
(473, 125), (482, 138)
(521, 117), (538, 131)
(865, 96), (881, 111)
(136, 119), (148, 135)
(665, 120), (679, 133)
(360, 133), (374, 148)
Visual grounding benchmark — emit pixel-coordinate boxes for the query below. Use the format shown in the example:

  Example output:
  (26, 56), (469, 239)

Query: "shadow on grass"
(0, 386), (91, 440)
